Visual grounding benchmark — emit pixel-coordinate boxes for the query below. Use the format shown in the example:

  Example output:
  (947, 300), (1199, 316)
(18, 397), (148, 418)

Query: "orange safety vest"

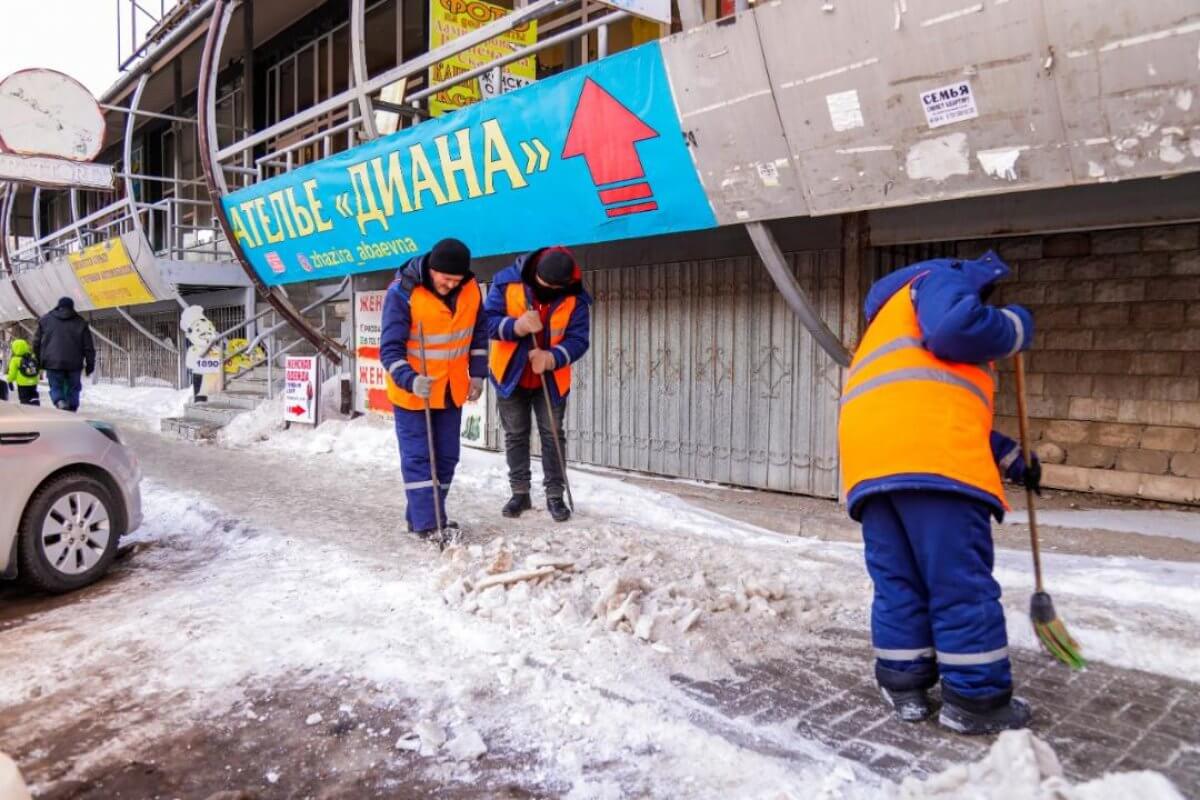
(386, 279), (482, 411)
(489, 283), (576, 397)
(838, 280), (1006, 508)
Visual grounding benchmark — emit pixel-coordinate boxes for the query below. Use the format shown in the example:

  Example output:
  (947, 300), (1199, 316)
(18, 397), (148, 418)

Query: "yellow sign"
(68, 239), (155, 309)
(429, 0), (537, 117)
(225, 338), (267, 375)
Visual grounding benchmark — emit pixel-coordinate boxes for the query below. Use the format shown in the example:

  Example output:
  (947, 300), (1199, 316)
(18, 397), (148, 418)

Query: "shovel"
(1014, 353), (1085, 670)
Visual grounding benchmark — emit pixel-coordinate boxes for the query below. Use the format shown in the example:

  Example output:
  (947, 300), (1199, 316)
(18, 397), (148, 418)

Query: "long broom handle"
(1013, 353), (1044, 592)
(530, 332), (575, 512)
(416, 322), (444, 535)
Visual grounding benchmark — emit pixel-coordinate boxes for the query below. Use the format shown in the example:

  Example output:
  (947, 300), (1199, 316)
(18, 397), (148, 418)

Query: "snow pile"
(901, 730), (1184, 800)
(435, 531), (835, 661)
(218, 392), (286, 446)
(79, 382), (189, 429)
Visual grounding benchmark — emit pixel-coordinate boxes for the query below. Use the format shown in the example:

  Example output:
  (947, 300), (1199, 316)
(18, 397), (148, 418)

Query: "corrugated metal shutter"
(487, 251), (844, 498)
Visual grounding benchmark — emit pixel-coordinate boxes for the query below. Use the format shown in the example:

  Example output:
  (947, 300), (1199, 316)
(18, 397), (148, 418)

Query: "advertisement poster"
(460, 387), (489, 449)
(429, 0), (537, 117)
(354, 289), (391, 415)
(68, 238), (155, 308)
(221, 43), (716, 287)
(283, 356), (320, 425)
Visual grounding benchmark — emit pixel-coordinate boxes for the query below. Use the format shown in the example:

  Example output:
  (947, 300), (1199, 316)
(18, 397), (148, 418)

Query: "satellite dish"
(0, 69), (106, 162)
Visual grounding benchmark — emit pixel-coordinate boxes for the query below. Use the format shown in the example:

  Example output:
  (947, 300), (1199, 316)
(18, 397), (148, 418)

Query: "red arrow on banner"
(289, 405), (306, 416)
(562, 78), (660, 218)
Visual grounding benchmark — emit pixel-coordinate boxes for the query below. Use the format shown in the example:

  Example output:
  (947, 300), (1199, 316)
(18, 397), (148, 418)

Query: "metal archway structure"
(0, 185), (37, 319)
(197, 0), (347, 365)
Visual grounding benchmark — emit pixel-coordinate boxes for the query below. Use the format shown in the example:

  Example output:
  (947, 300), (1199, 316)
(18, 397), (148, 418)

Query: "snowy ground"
(0, 383), (1196, 798)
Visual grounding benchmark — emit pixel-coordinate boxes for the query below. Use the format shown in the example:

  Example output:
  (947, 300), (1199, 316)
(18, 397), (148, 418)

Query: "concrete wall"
(977, 224), (1200, 505)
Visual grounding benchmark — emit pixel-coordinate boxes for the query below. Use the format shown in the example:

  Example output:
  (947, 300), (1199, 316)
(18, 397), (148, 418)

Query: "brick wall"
(964, 223), (1200, 505)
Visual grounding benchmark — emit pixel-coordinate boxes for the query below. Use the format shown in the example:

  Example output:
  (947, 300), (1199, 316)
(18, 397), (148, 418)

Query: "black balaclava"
(531, 249), (575, 303)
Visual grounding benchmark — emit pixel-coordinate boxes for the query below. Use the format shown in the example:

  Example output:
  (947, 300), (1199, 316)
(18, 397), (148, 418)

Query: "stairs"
(159, 282), (348, 441)
(160, 367), (272, 441)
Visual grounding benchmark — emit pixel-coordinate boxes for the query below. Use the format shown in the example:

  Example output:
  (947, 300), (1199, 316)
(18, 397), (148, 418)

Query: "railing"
(202, 275), (351, 399)
(8, 186), (230, 273)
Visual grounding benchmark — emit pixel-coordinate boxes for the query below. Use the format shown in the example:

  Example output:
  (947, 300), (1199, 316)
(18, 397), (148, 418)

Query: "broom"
(1014, 353), (1086, 669)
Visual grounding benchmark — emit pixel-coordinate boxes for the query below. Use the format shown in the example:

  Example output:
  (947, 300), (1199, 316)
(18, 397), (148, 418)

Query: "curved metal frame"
(124, 76), (153, 248)
(124, 73), (189, 312)
(350, 0), (380, 141)
(0, 184), (38, 319)
(31, 187), (46, 262)
(197, 0), (346, 364)
(745, 221), (852, 368)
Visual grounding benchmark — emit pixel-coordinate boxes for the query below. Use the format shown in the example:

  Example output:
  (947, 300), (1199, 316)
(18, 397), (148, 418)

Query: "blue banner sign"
(221, 43), (716, 286)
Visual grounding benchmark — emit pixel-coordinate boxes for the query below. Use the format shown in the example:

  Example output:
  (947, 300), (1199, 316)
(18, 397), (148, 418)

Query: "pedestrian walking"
(380, 238), (487, 541)
(6, 338), (41, 405)
(33, 297), (95, 412)
(838, 251), (1041, 736)
(485, 246), (591, 522)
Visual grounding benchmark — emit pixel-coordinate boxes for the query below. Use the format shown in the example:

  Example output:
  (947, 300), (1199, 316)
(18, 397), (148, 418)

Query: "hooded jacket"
(34, 305), (96, 373)
(842, 251), (1035, 520)
(7, 339), (40, 387)
(484, 248), (592, 404)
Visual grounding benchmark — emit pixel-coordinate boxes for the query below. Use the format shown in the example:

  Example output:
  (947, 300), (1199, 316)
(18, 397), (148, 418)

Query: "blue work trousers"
(393, 405), (462, 533)
(860, 491), (1012, 703)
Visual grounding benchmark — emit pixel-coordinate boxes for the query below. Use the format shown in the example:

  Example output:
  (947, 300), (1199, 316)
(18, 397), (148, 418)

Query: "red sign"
(562, 79), (660, 218)
(283, 356), (319, 425)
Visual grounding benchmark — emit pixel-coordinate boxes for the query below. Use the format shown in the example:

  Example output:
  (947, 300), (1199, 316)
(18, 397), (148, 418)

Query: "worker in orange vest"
(839, 251), (1041, 736)
(485, 247), (591, 522)
(380, 238), (487, 540)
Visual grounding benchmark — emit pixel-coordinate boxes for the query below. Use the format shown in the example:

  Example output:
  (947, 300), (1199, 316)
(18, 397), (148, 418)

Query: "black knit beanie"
(536, 248), (576, 287)
(429, 238), (471, 276)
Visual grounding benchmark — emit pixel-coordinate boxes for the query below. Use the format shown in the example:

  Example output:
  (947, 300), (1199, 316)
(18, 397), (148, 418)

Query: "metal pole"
(530, 334), (575, 512)
(417, 322), (446, 541)
(115, 306), (177, 352)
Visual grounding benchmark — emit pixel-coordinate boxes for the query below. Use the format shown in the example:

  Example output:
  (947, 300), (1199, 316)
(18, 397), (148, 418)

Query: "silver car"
(1, 403), (142, 593)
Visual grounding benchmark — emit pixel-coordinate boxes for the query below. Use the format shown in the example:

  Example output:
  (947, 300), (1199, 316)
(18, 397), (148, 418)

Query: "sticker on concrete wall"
(825, 89), (865, 132)
(920, 80), (978, 129)
(755, 161), (780, 187)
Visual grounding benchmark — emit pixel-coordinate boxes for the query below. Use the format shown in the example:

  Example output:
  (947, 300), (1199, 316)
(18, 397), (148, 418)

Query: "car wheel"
(18, 473), (121, 593)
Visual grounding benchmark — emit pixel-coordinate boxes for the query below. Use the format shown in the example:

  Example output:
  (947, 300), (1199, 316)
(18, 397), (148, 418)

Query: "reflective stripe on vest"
(489, 282), (576, 397)
(838, 280), (1007, 509)
(386, 279), (482, 411)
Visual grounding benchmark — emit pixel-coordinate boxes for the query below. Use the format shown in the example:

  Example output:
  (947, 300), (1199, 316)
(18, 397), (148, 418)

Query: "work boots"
(939, 687), (1032, 735)
(880, 687), (933, 723)
(502, 494), (532, 518)
(547, 497), (571, 522)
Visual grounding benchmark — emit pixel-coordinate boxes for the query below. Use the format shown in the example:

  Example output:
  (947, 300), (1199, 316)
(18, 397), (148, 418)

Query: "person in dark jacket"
(379, 239), (488, 540)
(839, 251), (1040, 736)
(484, 247), (591, 522)
(34, 297), (95, 412)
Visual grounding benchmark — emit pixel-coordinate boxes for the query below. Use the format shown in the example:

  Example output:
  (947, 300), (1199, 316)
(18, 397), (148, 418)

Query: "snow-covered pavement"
(0, 384), (1196, 798)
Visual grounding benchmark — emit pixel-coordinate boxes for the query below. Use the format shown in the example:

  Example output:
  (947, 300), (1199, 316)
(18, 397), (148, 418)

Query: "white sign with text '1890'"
(284, 356), (319, 425)
(920, 80), (979, 129)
